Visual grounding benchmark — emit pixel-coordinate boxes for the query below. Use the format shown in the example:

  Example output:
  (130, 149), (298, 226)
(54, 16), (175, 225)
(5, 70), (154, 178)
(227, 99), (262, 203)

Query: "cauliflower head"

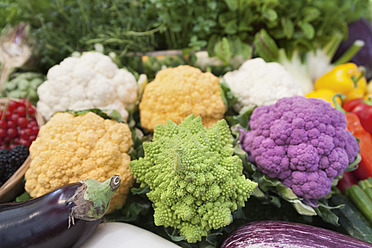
(25, 112), (134, 212)
(223, 58), (304, 113)
(139, 65), (226, 132)
(37, 52), (138, 121)
(240, 96), (359, 203)
(130, 115), (257, 243)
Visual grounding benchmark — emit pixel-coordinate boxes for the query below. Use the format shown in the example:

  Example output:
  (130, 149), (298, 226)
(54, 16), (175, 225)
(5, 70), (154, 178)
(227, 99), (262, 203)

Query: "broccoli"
(240, 96), (360, 206)
(130, 115), (257, 243)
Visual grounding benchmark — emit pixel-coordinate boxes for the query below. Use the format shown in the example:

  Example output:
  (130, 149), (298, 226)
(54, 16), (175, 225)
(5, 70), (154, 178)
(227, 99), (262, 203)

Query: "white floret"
(71, 61), (96, 86)
(80, 52), (118, 78)
(86, 74), (115, 106)
(69, 99), (94, 111)
(113, 69), (138, 105)
(223, 58), (304, 112)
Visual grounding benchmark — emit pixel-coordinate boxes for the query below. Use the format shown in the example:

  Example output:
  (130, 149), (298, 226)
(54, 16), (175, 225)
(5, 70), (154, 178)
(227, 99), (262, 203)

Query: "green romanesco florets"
(130, 114), (257, 243)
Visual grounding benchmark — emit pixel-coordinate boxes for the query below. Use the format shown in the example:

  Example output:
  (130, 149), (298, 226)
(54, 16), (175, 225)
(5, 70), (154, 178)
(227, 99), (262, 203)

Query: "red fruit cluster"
(0, 99), (39, 149)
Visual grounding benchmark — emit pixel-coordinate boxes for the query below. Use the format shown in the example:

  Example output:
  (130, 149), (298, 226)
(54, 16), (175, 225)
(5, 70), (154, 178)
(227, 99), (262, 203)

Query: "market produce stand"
(0, 1), (372, 247)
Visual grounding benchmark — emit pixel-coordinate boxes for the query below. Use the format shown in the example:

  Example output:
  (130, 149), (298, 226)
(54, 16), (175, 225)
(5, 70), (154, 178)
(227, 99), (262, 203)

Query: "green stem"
(332, 93), (346, 113)
(334, 40), (365, 66)
(351, 66), (366, 88)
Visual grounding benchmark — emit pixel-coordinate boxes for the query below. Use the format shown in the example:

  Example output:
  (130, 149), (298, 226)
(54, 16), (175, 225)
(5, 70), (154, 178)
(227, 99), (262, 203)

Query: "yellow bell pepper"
(314, 63), (367, 102)
(305, 88), (341, 107)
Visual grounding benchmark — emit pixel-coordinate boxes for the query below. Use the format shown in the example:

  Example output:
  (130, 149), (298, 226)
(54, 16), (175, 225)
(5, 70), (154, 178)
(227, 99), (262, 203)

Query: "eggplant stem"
(68, 214), (75, 229)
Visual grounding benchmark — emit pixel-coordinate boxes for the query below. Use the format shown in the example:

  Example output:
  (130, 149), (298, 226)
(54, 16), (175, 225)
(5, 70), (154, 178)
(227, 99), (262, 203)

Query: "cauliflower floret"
(139, 65), (226, 132)
(25, 112), (134, 212)
(130, 115), (257, 243)
(36, 51), (139, 121)
(223, 58), (304, 113)
(240, 96), (360, 204)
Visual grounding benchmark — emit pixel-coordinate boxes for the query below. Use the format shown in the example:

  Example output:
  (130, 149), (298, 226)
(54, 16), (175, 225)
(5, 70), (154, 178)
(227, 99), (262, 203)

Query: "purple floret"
(240, 96), (360, 202)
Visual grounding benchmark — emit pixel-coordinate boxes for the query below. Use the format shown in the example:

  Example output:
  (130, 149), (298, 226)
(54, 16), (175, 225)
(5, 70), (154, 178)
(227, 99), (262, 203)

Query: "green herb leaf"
(224, 0), (239, 11)
(224, 20), (238, 35)
(301, 7), (321, 22)
(281, 18), (294, 39)
(214, 37), (231, 65)
(263, 9), (278, 22)
(298, 22), (315, 40)
(253, 29), (279, 61)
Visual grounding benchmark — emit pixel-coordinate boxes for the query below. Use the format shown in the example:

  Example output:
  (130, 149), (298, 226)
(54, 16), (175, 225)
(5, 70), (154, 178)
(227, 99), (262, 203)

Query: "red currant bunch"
(0, 99), (40, 149)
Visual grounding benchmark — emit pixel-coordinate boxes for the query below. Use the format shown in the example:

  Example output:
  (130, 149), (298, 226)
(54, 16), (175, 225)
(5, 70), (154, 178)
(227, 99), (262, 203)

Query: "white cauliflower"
(37, 52), (139, 121)
(223, 58), (304, 113)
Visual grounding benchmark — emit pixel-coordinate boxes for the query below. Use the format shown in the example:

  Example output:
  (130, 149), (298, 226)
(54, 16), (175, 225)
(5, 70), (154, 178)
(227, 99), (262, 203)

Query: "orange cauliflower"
(24, 112), (134, 212)
(139, 65), (226, 131)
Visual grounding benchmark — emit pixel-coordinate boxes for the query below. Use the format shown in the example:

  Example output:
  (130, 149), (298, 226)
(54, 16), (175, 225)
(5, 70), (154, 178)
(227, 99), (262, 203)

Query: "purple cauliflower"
(240, 96), (360, 204)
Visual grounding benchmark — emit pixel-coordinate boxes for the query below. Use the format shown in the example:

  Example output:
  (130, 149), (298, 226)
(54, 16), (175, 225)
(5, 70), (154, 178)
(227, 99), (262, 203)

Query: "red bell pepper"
(343, 98), (372, 135)
(337, 171), (359, 193)
(334, 94), (372, 180)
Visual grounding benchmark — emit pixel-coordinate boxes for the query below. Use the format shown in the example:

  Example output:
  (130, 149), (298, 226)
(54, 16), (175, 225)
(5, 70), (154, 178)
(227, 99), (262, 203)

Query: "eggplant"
(221, 220), (372, 248)
(0, 175), (121, 248)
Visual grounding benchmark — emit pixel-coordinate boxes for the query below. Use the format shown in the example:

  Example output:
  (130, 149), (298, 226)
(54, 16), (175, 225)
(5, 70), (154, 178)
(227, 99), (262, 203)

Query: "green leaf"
(224, 20), (238, 35)
(290, 199), (317, 216)
(214, 37), (231, 65)
(219, 80), (238, 112)
(263, 9), (278, 22)
(131, 185), (151, 195)
(253, 29), (279, 61)
(281, 18), (294, 39)
(63, 108), (124, 123)
(314, 201), (343, 226)
(164, 227), (186, 242)
(225, 106), (256, 130)
(207, 34), (219, 57)
(298, 22), (315, 40)
(301, 7), (321, 22)
(229, 38), (252, 59)
(224, 0), (239, 11)
(15, 191), (31, 202)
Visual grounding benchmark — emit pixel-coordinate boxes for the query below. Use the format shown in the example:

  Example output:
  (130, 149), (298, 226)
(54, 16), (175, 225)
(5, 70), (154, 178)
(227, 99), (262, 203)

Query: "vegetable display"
(221, 220), (372, 248)
(0, 2), (371, 247)
(139, 65), (226, 132)
(240, 96), (360, 205)
(130, 115), (257, 243)
(36, 51), (139, 121)
(222, 58), (303, 113)
(0, 175), (121, 248)
(24, 111), (134, 212)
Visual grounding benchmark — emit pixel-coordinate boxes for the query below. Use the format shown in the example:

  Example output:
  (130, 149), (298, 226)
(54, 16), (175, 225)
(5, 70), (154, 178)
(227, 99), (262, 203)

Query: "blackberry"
(9, 145), (29, 167)
(0, 145), (29, 187)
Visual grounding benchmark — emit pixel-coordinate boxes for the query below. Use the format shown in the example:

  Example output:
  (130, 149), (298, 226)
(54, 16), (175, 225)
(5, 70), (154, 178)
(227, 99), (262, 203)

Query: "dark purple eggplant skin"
(333, 18), (372, 80)
(0, 183), (101, 248)
(221, 220), (372, 248)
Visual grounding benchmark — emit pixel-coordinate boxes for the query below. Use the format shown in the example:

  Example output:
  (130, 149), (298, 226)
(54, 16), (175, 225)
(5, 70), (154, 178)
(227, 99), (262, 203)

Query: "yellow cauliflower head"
(25, 112), (134, 212)
(139, 65), (226, 131)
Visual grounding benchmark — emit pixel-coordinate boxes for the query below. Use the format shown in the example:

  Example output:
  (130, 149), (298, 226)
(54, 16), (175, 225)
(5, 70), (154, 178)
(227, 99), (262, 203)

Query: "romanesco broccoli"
(130, 115), (257, 243)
